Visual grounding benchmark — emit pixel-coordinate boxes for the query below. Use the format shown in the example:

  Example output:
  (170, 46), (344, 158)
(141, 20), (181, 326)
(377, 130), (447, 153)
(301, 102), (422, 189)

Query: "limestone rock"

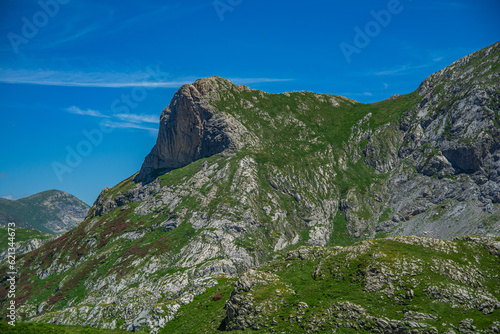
(135, 77), (250, 183)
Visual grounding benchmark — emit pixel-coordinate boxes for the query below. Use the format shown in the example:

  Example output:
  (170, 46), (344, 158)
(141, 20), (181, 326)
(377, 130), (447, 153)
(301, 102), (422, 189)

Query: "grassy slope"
(0, 321), (147, 333)
(160, 276), (237, 333)
(216, 89), (416, 166)
(213, 87), (421, 245)
(161, 237), (500, 333)
(0, 226), (53, 253)
(7, 204), (197, 315)
(266, 240), (500, 333)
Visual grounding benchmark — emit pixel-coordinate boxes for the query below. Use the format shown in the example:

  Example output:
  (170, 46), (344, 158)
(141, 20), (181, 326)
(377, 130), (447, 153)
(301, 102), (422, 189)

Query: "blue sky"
(0, 0), (499, 205)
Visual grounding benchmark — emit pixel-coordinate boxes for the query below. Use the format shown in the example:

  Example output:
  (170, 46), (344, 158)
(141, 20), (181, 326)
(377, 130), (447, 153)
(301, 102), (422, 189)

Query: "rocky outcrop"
(352, 42), (500, 239)
(220, 269), (295, 331)
(90, 179), (161, 218)
(219, 236), (500, 333)
(135, 77), (251, 183)
(402, 42), (500, 204)
(219, 236), (500, 334)
(0, 228), (55, 261)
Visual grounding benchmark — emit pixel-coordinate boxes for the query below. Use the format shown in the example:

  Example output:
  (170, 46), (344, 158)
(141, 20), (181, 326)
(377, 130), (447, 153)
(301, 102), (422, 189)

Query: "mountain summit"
(1, 42), (499, 333)
(135, 77), (252, 182)
(0, 190), (89, 234)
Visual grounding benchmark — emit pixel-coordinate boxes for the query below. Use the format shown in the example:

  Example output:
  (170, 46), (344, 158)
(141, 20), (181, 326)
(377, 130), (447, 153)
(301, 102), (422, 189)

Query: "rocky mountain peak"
(417, 41), (499, 97)
(5, 43), (500, 334)
(192, 75), (236, 96)
(135, 76), (251, 183)
(403, 42), (500, 205)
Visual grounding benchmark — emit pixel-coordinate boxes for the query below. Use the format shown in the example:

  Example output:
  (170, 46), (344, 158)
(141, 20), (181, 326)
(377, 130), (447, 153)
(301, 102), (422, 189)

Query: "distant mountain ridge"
(0, 190), (90, 234)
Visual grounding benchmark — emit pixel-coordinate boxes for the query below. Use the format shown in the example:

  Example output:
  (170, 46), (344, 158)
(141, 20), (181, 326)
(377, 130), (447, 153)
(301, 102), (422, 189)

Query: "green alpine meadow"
(1, 42), (499, 333)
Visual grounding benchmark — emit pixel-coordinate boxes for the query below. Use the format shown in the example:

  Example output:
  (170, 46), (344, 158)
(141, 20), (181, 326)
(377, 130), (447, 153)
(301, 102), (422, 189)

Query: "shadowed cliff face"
(135, 77), (248, 183)
(418, 45), (499, 179)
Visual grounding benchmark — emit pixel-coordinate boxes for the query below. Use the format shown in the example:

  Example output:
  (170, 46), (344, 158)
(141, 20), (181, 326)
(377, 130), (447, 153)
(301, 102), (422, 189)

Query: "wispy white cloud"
(340, 91), (372, 98)
(104, 5), (174, 35)
(372, 52), (451, 77)
(101, 121), (158, 133)
(373, 64), (431, 76)
(0, 68), (189, 88)
(0, 68), (293, 88)
(65, 106), (159, 133)
(115, 113), (158, 123)
(1, 194), (14, 200)
(103, 3), (213, 36)
(66, 106), (108, 118)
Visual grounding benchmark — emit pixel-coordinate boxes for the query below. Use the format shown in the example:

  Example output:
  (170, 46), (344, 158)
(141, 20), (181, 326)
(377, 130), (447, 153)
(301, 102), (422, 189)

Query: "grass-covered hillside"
(0, 226), (53, 259)
(0, 226), (52, 252)
(162, 236), (500, 333)
(0, 321), (147, 333)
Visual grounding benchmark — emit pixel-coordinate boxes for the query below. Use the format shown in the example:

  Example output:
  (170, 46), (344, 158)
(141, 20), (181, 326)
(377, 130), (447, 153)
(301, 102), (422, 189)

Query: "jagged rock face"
(135, 77), (249, 182)
(404, 43), (500, 203)
(357, 42), (500, 238)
